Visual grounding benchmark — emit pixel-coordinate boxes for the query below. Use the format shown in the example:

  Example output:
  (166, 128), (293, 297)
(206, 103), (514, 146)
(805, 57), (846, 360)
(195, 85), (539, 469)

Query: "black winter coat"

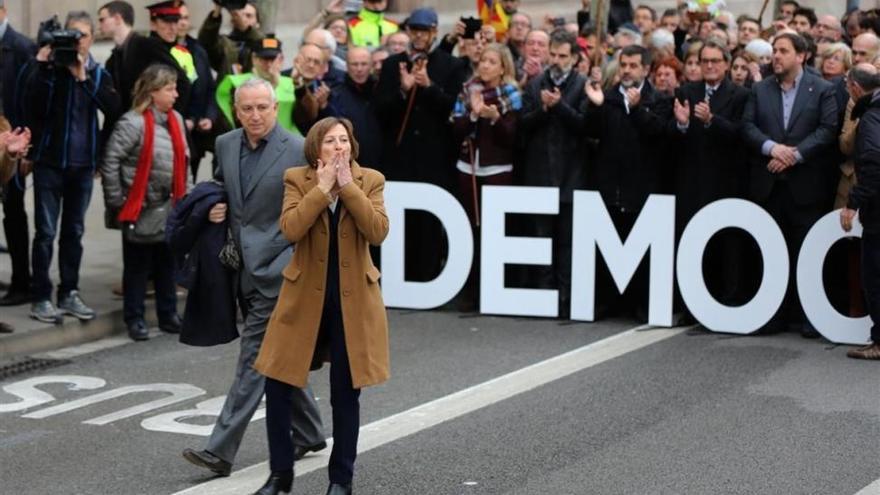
(375, 49), (468, 188)
(585, 81), (673, 212)
(166, 181), (238, 346)
(850, 94), (880, 234)
(321, 75), (382, 169)
(519, 69), (588, 203)
(21, 58), (121, 170)
(671, 79), (749, 226)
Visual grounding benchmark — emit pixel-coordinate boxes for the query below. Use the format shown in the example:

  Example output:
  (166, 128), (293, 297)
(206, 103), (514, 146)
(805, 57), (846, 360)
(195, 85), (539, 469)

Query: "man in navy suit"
(742, 32), (839, 337)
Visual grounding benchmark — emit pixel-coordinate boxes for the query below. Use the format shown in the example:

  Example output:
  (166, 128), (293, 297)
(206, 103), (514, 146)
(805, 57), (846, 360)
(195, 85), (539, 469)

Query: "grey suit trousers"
(205, 274), (325, 463)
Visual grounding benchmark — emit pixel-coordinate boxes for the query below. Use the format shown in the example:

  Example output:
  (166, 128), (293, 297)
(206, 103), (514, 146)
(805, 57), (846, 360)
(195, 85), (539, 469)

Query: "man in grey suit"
(742, 32), (839, 337)
(182, 78), (326, 476)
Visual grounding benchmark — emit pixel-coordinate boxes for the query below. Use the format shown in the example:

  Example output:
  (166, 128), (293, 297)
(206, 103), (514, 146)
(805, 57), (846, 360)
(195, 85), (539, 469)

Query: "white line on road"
(855, 480), (880, 495)
(36, 329), (163, 360)
(172, 324), (687, 495)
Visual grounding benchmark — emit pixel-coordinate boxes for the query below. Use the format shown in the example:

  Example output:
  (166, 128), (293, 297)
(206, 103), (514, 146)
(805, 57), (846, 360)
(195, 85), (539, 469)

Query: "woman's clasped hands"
(316, 152), (353, 199)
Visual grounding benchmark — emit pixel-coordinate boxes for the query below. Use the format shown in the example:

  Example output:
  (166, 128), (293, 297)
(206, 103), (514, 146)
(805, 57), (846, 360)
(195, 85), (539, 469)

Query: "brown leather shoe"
(846, 343), (880, 360)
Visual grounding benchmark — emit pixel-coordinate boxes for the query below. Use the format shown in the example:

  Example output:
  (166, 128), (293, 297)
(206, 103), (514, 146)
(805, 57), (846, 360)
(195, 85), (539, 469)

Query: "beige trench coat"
(254, 162), (390, 389)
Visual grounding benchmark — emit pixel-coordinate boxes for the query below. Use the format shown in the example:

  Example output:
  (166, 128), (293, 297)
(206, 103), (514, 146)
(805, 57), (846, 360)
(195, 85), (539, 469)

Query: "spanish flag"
(478, 0), (509, 41)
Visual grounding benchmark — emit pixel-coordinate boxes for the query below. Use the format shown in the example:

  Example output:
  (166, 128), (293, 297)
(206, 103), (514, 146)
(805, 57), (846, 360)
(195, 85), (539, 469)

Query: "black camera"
(37, 15), (83, 67)
(214, 0), (249, 10)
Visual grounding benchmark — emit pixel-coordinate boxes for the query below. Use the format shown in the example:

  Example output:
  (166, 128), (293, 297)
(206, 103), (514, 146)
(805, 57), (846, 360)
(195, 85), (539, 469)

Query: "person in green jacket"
(348, 0), (398, 48)
(216, 37), (299, 135)
(198, 0), (263, 79)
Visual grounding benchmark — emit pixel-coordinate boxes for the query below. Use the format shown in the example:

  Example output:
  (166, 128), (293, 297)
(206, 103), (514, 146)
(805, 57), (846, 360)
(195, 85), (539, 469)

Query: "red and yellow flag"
(477, 0), (509, 41)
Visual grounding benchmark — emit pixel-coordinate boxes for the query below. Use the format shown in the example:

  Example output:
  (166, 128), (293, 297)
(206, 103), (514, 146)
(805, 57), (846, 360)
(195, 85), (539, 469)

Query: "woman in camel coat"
(252, 117), (389, 495)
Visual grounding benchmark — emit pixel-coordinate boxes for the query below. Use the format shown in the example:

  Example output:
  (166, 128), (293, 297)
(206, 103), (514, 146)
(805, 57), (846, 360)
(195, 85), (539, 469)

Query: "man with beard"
(375, 7), (467, 282)
(742, 32), (838, 337)
(348, 0), (398, 48)
(216, 37), (300, 135)
(584, 44), (673, 321)
(320, 47), (382, 168)
(519, 29), (587, 318)
(199, 0), (263, 79)
(670, 40), (749, 317)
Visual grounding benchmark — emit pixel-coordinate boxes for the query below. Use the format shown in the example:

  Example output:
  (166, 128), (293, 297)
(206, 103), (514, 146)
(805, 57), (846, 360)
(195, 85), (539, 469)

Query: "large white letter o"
(797, 210), (871, 345)
(677, 199), (789, 333)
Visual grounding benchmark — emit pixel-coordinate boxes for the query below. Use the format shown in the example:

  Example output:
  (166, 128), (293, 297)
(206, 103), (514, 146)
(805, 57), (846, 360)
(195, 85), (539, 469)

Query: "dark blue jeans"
(265, 306), (361, 484)
(31, 165), (93, 301)
(122, 237), (178, 324)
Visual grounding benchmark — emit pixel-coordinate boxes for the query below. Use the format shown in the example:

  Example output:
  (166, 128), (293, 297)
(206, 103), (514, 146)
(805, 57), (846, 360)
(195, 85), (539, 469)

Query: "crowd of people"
(1, 0), (880, 354)
(0, 0), (879, 333)
(2, 0), (880, 491)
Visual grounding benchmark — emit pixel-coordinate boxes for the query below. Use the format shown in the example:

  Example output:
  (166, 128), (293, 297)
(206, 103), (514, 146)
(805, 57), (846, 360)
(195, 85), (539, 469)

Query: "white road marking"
(172, 324), (687, 495)
(36, 329), (163, 360)
(855, 480), (880, 495)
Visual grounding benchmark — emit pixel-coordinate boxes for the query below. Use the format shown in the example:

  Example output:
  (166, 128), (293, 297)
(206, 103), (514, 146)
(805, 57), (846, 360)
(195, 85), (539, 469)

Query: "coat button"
(321, 230), (327, 235)
(343, 289), (351, 297)
(341, 232), (349, 238)
(316, 286), (323, 291)
(342, 261), (350, 268)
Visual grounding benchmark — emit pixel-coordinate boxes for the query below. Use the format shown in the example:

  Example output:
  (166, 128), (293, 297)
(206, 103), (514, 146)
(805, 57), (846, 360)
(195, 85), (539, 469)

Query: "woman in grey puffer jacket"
(101, 64), (191, 341)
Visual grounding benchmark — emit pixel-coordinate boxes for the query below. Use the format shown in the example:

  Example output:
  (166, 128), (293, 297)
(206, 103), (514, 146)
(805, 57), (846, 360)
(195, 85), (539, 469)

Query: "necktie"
(705, 86), (715, 103)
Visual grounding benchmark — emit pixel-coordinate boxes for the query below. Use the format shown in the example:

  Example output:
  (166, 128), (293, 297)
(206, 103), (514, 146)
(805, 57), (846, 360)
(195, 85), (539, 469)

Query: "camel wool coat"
(254, 161), (390, 389)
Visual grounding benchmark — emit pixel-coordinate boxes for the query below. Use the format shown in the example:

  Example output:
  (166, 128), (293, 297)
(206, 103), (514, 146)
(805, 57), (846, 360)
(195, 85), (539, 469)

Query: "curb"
(0, 301), (166, 359)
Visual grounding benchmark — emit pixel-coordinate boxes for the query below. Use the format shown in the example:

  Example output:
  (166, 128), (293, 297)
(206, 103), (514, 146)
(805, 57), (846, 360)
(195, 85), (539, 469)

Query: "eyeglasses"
(700, 58), (725, 65)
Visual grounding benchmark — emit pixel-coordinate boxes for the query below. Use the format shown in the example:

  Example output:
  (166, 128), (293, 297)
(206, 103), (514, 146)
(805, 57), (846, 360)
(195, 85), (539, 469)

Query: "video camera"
(37, 15), (82, 67)
(214, 0), (249, 10)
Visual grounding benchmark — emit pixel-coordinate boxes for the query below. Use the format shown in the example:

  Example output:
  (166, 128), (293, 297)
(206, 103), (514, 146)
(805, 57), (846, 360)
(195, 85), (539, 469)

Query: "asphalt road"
(1, 309), (878, 495)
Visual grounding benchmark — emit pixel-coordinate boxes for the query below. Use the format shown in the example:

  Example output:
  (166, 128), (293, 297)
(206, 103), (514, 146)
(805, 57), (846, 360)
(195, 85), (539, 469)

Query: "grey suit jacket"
(214, 125), (306, 299)
(742, 70), (839, 205)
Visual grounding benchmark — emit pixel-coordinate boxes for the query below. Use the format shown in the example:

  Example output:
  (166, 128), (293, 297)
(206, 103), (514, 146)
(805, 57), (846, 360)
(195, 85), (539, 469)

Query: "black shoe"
(127, 319), (149, 341)
(293, 440), (327, 461)
(252, 471), (293, 495)
(326, 483), (352, 495)
(0, 290), (30, 306)
(0, 321), (13, 334)
(182, 448), (231, 476)
(800, 322), (821, 339)
(159, 313), (183, 334)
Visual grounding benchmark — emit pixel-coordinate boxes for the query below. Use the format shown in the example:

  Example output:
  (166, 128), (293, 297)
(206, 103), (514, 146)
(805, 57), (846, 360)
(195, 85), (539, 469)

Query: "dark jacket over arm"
(849, 96), (880, 233)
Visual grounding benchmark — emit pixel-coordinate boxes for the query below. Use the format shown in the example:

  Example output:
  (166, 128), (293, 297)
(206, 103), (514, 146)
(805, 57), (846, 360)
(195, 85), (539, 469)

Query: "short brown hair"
(303, 117), (360, 167)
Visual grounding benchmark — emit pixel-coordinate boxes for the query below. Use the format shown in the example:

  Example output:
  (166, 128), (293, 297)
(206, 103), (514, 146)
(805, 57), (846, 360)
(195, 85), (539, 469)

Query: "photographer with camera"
(19, 11), (121, 324)
(198, 0), (264, 79)
(0, 0), (37, 308)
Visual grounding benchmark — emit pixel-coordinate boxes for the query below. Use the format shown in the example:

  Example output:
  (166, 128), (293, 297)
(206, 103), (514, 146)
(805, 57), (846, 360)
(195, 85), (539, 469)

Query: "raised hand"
(625, 87), (641, 108)
(479, 103), (500, 121)
(693, 101), (712, 124)
(412, 59), (431, 88)
(9, 128), (31, 156)
(585, 80), (604, 106)
(673, 98), (690, 125)
(335, 153), (353, 188)
(399, 62), (416, 92)
(469, 90), (484, 118)
(841, 207), (857, 232)
(316, 158), (338, 194)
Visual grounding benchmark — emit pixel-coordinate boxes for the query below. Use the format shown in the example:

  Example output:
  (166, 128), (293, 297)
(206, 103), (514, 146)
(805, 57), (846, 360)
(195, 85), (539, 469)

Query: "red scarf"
(118, 108), (187, 223)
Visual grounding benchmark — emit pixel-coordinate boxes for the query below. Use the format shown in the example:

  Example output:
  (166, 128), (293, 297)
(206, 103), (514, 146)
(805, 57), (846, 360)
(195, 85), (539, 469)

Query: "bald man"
(815, 14), (842, 42)
(853, 33), (880, 65)
(319, 46), (383, 168)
